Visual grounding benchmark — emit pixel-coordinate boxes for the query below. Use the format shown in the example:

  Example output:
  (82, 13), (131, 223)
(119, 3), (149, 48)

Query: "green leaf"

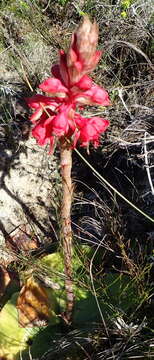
(0, 292), (28, 359)
(0, 290), (59, 359)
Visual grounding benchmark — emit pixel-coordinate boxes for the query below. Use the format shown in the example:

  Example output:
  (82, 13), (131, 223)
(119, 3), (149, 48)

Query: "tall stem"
(60, 142), (74, 324)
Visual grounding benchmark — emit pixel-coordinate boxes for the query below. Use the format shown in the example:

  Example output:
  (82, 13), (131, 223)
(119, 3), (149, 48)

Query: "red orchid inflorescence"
(26, 16), (110, 152)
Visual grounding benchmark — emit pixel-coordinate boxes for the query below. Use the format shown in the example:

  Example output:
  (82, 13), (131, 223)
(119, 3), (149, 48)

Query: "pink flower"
(50, 104), (73, 137)
(26, 16), (110, 152)
(25, 94), (60, 123)
(32, 115), (55, 152)
(74, 115), (109, 147)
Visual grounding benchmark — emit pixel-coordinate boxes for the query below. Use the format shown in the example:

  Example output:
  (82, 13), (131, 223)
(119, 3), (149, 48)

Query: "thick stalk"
(60, 143), (74, 324)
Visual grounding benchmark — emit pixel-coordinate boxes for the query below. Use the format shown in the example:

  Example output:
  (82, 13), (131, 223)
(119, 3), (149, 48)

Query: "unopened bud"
(75, 15), (99, 64)
(67, 16), (102, 85)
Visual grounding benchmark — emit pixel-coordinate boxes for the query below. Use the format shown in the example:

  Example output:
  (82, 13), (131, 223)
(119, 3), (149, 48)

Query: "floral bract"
(26, 16), (110, 152)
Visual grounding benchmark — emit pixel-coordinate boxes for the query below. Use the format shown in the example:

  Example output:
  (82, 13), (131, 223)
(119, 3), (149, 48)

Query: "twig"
(0, 45), (12, 56)
(143, 132), (154, 195)
(118, 88), (134, 120)
(75, 341), (92, 360)
(42, 0), (52, 12)
(109, 134), (154, 147)
(113, 40), (154, 71)
(89, 236), (109, 334)
(109, 80), (154, 92)
(20, 62), (33, 92)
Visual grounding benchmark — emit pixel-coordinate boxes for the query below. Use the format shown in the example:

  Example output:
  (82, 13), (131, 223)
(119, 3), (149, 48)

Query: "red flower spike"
(26, 16), (110, 152)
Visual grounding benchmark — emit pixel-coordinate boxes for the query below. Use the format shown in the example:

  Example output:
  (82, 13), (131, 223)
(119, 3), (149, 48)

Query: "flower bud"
(75, 15), (99, 64)
(67, 16), (102, 85)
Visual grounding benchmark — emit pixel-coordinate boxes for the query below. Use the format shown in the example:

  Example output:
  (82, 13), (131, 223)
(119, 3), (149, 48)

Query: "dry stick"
(143, 132), (154, 196)
(112, 40), (154, 71)
(60, 143), (74, 324)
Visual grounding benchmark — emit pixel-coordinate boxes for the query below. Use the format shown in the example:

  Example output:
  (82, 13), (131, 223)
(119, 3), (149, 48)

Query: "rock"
(0, 136), (59, 246)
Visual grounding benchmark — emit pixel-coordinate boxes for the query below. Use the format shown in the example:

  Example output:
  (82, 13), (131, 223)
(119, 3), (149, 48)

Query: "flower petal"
(32, 120), (49, 146)
(75, 84), (110, 106)
(30, 106), (43, 123)
(51, 64), (62, 81)
(74, 75), (93, 90)
(29, 103), (58, 123)
(74, 115), (109, 147)
(25, 95), (54, 109)
(49, 136), (55, 154)
(51, 104), (73, 136)
(39, 77), (68, 94)
(56, 50), (69, 87)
